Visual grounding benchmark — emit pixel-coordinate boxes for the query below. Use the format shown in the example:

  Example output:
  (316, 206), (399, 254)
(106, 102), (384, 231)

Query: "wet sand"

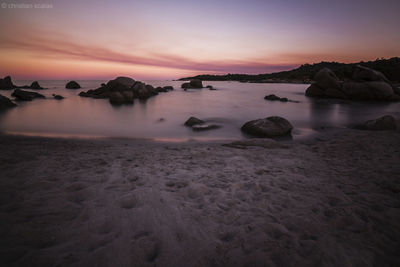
(0, 128), (399, 266)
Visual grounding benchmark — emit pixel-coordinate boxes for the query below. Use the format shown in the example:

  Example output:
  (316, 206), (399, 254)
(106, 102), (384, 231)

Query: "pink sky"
(0, 0), (399, 80)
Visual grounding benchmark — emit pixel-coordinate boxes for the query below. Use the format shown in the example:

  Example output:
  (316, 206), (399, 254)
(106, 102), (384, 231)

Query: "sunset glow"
(1, 0), (399, 79)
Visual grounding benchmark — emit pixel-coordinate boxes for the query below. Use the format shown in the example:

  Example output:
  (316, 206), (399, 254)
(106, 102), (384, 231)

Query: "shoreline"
(1, 127), (399, 266)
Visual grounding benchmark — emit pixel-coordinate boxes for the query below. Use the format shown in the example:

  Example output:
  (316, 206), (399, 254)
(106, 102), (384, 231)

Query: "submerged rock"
(12, 89), (45, 101)
(0, 94), (17, 110)
(52, 94), (64, 100)
(192, 124), (221, 131)
(184, 117), (204, 127)
(354, 115), (397, 131)
(0, 76), (15, 90)
(163, 86), (174, 91)
(306, 65), (400, 101)
(206, 85), (216, 90)
(65, 81), (81, 89)
(264, 94), (288, 102)
(241, 116), (293, 138)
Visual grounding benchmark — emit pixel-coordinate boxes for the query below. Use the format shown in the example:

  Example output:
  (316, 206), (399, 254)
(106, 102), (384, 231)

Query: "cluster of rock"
(241, 116), (293, 138)
(0, 76), (46, 90)
(306, 65), (400, 101)
(184, 116), (221, 131)
(20, 81), (45, 90)
(79, 77), (173, 105)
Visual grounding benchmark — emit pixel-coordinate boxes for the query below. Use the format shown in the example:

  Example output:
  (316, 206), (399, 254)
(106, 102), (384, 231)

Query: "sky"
(0, 0), (399, 80)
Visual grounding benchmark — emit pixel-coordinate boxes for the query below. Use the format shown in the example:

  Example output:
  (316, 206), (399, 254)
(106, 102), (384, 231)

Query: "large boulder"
(114, 76), (136, 87)
(241, 116), (293, 138)
(306, 66), (400, 101)
(65, 81), (81, 89)
(0, 94), (17, 110)
(12, 89), (45, 101)
(354, 115), (397, 131)
(0, 76), (15, 90)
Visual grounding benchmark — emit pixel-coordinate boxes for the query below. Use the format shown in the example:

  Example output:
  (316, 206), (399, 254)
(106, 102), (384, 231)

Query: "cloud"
(0, 33), (297, 74)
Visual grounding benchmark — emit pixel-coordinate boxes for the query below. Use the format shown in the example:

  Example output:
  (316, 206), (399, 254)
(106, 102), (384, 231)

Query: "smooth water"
(1, 80), (399, 140)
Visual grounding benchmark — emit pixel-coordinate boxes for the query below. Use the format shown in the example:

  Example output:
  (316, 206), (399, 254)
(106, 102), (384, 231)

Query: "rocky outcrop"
(65, 81), (81, 89)
(0, 94), (17, 110)
(181, 79), (203, 89)
(29, 81), (43, 90)
(306, 66), (400, 101)
(52, 94), (64, 100)
(0, 76), (15, 90)
(79, 77), (166, 105)
(12, 89), (45, 101)
(241, 116), (293, 138)
(206, 85), (215, 90)
(354, 115), (397, 131)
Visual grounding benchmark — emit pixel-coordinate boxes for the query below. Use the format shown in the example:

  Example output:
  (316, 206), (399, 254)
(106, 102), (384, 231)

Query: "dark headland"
(179, 57), (400, 84)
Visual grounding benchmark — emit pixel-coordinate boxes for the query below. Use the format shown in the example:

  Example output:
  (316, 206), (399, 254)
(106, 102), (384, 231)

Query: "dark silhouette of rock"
(0, 76), (15, 90)
(30, 81), (43, 89)
(206, 85), (216, 90)
(12, 89), (45, 101)
(79, 77), (162, 104)
(0, 94), (17, 110)
(65, 81), (81, 89)
(354, 115), (397, 131)
(163, 86), (174, 90)
(306, 66), (400, 101)
(264, 94), (288, 102)
(241, 116), (293, 137)
(181, 80), (203, 89)
(157, 87), (168, 92)
(52, 94), (64, 100)
(184, 117), (204, 127)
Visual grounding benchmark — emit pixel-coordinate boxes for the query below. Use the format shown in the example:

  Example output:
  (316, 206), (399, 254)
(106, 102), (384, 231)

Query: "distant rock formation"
(65, 81), (81, 89)
(354, 115), (397, 131)
(0, 76), (15, 90)
(306, 66), (400, 101)
(12, 89), (45, 101)
(181, 79), (203, 89)
(241, 116), (293, 138)
(52, 94), (64, 100)
(0, 94), (17, 110)
(79, 76), (170, 105)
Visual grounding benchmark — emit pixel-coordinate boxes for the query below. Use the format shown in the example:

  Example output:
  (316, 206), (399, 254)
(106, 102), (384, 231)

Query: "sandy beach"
(0, 127), (399, 266)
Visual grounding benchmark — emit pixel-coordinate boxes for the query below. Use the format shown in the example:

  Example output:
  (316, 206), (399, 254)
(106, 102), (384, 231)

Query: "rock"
(354, 115), (397, 131)
(241, 116), (293, 137)
(192, 124), (221, 131)
(65, 81), (81, 89)
(30, 81), (44, 89)
(190, 79), (203, 88)
(52, 94), (64, 100)
(12, 89), (45, 101)
(0, 76), (15, 90)
(306, 66), (400, 101)
(163, 86), (174, 90)
(264, 94), (288, 102)
(184, 117), (204, 127)
(342, 81), (394, 100)
(181, 80), (203, 89)
(157, 87), (168, 92)
(114, 76), (136, 87)
(206, 85), (215, 90)
(0, 94), (17, 110)
(109, 91), (133, 105)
